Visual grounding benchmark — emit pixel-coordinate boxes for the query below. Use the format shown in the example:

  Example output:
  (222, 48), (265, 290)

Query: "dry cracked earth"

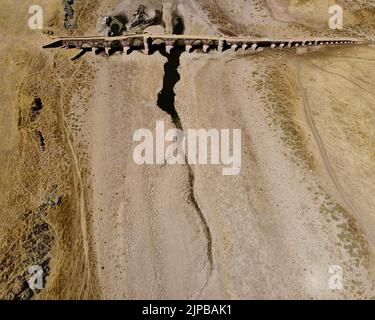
(0, 0), (375, 300)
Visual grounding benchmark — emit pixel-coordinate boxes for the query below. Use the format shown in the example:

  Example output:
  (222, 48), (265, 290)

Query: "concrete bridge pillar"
(123, 46), (130, 54)
(279, 43), (285, 48)
(166, 45), (173, 54)
(231, 44), (238, 51)
(91, 47), (97, 53)
(202, 44), (209, 53)
(251, 43), (257, 50)
(287, 42), (292, 48)
(185, 44), (192, 52)
(242, 43), (248, 50)
(143, 37), (150, 55)
(105, 47), (110, 55)
(165, 39), (175, 54)
(218, 40), (224, 52)
(271, 43), (276, 49)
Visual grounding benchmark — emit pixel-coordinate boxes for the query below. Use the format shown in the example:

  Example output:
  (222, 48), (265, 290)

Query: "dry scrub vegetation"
(254, 52), (316, 171)
(253, 47), (375, 297)
(0, 0), (100, 299)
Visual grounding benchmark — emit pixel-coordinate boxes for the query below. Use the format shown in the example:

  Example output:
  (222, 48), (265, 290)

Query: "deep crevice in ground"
(157, 48), (183, 129)
(157, 47), (214, 272)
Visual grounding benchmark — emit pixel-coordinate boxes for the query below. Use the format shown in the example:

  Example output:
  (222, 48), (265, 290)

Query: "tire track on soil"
(295, 62), (374, 247)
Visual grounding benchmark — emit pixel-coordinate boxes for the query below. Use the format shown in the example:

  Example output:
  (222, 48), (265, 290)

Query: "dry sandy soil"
(0, 0), (375, 299)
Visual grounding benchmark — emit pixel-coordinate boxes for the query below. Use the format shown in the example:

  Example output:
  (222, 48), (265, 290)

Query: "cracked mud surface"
(1, 0), (375, 299)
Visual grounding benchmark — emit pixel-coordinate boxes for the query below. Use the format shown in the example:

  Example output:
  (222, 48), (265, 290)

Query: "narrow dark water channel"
(156, 41), (214, 272)
(157, 47), (184, 129)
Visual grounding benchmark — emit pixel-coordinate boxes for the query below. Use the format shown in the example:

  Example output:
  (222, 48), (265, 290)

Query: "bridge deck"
(43, 33), (365, 54)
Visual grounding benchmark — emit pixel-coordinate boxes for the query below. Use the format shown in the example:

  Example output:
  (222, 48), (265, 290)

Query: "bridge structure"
(43, 33), (364, 55)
